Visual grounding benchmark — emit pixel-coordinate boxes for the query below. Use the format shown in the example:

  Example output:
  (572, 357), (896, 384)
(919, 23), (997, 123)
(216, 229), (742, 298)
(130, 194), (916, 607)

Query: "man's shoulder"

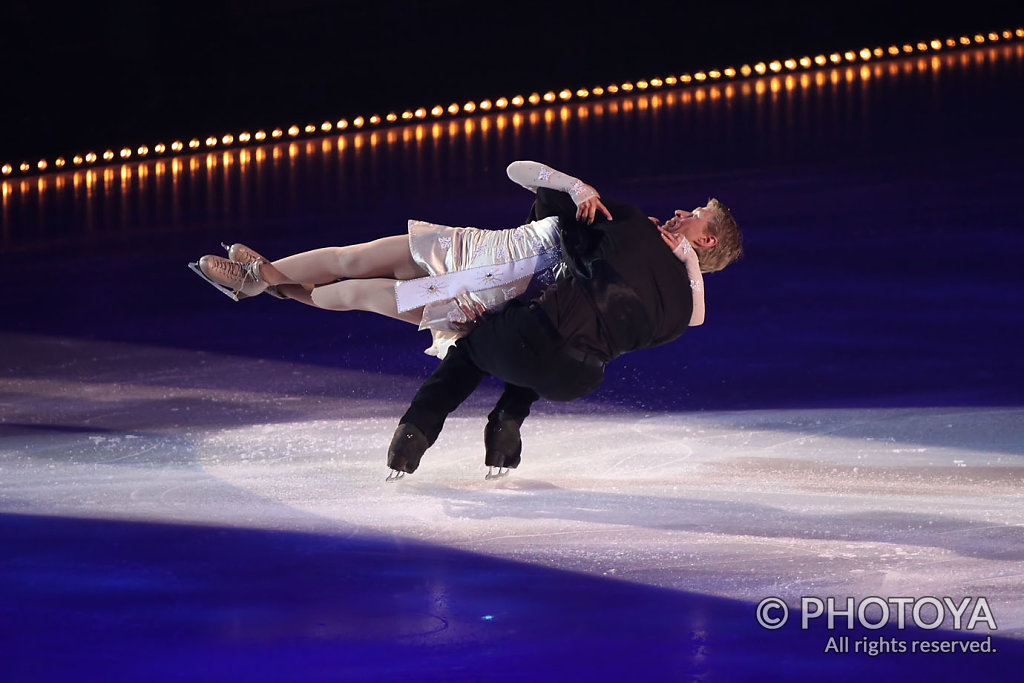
(602, 198), (644, 219)
(600, 200), (655, 235)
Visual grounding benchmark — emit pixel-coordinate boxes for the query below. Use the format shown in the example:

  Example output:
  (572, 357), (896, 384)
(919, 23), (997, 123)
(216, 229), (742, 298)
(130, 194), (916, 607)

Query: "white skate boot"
(224, 243), (287, 299)
(189, 254), (267, 301)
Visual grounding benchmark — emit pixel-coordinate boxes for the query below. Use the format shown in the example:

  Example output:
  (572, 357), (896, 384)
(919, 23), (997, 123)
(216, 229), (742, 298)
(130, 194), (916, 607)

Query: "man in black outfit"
(387, 162), (742, 477)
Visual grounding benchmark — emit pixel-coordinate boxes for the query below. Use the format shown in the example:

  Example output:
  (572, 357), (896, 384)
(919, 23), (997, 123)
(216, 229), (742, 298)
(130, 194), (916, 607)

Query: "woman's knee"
(332, 246), (360, 274)
(310, 283), (351, 310)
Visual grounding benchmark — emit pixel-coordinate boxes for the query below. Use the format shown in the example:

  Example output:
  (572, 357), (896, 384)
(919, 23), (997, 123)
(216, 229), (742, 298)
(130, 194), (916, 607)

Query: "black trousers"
(400, 301), (605, 445)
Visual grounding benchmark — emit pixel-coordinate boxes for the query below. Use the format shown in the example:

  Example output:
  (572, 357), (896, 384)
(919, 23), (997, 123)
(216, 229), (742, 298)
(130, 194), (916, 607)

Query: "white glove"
(506, 160), (597, 206)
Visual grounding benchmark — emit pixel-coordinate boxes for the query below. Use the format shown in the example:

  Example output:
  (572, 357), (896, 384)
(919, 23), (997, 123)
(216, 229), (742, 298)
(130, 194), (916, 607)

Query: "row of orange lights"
(3, 28), (1022, 179)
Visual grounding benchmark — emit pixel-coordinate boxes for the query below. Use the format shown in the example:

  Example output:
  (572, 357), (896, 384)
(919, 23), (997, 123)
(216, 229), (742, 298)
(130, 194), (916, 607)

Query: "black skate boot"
(386, 423), (430, 481)
(483, 415), (522, 480)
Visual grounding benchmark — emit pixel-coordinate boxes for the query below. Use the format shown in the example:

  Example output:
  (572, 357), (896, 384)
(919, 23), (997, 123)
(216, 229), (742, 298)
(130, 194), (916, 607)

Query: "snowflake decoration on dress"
(417, 279), (442, 297)
(503, 287), (518, 301)
(494, 247), (508, 263)
(437, 235), (452, 251)
(690, 279), (703, 292)
(473, 244), (487, 260)
(537, 168), (553, 182)
(677, 239), (693, 256)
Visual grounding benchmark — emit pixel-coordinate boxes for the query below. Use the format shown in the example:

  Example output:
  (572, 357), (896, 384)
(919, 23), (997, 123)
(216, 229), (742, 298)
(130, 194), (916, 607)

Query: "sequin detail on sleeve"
(567, 178), (596, 204)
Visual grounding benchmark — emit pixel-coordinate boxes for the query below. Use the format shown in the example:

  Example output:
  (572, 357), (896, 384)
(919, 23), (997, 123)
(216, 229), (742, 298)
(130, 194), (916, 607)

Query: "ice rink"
(5, 331), (1024, 618)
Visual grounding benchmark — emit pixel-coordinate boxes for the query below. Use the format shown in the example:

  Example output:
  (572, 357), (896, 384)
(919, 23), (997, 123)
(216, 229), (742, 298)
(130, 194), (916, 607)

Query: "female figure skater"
(191, 160), (714, 358)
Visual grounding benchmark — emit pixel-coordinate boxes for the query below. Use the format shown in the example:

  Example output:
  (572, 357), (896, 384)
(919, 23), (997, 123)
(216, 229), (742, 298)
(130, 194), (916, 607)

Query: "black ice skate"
(483, 416), (522, 480)
(386, 423), (430, 481)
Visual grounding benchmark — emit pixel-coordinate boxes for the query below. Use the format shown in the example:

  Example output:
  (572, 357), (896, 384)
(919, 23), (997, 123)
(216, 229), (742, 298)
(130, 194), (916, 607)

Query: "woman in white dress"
(192, 161), (709, 358)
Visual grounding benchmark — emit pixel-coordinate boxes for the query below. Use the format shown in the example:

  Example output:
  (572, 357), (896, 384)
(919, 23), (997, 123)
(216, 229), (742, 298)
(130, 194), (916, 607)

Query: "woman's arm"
(507, 160), (612, 224)
(658, 228), (706, 326)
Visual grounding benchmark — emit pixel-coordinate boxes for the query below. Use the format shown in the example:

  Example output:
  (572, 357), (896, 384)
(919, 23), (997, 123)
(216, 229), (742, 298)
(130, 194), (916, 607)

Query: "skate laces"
(210, 256), (261, 291)
(241, 259), (262, 285)
(235, 245), (261, 264)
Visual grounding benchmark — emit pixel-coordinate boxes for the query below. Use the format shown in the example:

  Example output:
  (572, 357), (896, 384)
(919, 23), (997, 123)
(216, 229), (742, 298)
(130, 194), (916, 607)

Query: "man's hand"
(575, 195), (613, 225)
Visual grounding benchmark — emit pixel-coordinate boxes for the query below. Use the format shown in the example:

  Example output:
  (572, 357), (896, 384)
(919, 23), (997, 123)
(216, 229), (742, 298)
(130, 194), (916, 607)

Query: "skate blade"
(385, 469), (406, 482)
(188, 262), (241, 301)
(485, 466), (509, 480)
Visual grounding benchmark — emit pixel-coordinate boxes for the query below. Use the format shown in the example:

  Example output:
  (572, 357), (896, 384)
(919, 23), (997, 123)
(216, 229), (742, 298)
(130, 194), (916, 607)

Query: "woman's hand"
(658, 224), (684, 250)
(575, 194), (613, 225)
(449, 296), (488, 333)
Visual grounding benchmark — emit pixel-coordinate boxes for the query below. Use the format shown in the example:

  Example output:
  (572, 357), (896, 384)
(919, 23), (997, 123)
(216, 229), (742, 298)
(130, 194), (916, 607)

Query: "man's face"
(661, 203), (716, 245)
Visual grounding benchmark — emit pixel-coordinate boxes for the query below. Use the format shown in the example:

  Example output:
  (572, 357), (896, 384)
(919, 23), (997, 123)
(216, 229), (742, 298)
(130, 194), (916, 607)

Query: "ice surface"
(3, 331), (1023, 636)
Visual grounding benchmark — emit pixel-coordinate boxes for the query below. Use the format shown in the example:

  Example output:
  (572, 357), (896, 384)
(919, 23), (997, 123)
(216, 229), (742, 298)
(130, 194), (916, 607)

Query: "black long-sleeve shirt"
(528, 188), (694, 362)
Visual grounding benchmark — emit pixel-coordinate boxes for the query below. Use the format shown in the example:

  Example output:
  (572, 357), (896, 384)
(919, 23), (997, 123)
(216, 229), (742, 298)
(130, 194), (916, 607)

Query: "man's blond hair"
(695, 198), (742, 273)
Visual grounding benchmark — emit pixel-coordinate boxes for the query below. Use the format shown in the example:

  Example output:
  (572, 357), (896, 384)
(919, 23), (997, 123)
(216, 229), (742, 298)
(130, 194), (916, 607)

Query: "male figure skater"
(386, 161), (743, 479)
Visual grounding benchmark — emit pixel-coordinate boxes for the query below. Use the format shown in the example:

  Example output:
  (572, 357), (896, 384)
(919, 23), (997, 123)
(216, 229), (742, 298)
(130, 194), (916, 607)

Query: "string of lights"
(3, 27), (1021, 180)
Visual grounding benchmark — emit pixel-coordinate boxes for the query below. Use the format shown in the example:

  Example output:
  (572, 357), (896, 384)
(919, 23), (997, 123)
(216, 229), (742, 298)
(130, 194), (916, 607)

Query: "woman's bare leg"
(274, 283), (316, 306)
(307, 278), (424, 324)
(277, 280), (423, 324)
(261, 235), (427, 286)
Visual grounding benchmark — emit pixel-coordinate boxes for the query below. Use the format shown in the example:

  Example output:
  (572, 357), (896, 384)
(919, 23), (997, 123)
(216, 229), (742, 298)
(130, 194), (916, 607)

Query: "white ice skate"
(188, 254), (267, 301)
(223, 243), (286, 299)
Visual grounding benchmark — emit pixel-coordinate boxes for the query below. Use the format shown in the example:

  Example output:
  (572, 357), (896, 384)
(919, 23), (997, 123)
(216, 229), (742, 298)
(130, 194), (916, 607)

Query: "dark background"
(3, 0), (1021, 161)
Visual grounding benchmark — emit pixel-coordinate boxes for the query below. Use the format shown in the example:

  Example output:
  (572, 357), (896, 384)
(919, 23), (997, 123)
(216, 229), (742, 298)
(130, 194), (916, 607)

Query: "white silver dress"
(393, 160), (708, 359)
(395, 216), (569, 358)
